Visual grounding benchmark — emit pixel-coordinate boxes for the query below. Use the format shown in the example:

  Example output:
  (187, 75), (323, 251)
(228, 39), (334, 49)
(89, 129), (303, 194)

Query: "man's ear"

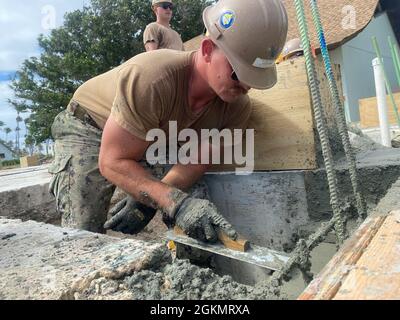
(201, 39), (215, 64)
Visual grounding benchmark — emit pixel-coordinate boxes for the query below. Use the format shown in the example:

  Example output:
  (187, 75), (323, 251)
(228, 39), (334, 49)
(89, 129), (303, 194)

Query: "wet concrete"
(280, 242), (338, 299)
(302, 148), (400, 237)
(361, 126), (400, 147)
(348, 130), (389, 154)
(77, 259), (280, 300)
(370, 175), (400, 216)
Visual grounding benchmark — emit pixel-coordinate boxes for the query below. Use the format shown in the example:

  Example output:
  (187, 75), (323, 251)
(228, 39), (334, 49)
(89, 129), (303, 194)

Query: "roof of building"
(184, 0), (380, 51)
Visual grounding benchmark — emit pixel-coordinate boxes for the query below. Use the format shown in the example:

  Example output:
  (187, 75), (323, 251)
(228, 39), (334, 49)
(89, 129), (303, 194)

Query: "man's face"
(207, 48), (250, 103)
(154, 2), (173, 21)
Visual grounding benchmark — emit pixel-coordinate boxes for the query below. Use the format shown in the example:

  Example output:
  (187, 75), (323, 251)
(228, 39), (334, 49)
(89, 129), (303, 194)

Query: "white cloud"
(0, 1), (86, 144)
(0, 81), (14, 102)
(0, 0), (86, 70)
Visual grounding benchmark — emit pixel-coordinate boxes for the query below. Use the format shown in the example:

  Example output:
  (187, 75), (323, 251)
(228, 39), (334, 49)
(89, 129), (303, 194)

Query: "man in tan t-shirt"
(49, 0), (288, 243)
(143, 0), (183, 51)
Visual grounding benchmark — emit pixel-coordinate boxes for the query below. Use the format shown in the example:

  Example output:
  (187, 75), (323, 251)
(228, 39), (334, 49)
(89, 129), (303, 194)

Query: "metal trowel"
(166, 226), (290, 271)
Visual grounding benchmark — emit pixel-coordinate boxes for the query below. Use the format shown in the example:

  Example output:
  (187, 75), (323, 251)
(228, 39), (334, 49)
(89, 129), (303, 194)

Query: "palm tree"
(5, 128), (12, 142)
(24, 118), (29, 133)
(0, 121), (4, 139)
(25, 135), (35, 156)
(15, 114), (22, 155)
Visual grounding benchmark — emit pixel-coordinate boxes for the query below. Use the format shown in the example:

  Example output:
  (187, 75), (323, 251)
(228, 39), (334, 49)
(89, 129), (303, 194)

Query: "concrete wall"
(330, 12), (399, 122)
(0, 142), (14, 161)
(0, 166), (58, 225)
(203, 149), (400, 251)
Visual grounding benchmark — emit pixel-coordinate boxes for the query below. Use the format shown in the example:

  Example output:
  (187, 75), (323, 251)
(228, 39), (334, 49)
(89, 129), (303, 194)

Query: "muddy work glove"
(104, 196), (157, 234)
(173, 197), (238, 243)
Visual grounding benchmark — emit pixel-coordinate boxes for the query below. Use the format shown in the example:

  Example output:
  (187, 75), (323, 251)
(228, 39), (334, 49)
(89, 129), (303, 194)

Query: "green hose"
(388, 36), (400, 88)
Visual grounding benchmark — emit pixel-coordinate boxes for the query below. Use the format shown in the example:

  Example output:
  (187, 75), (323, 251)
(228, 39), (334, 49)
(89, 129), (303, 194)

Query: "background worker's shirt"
(73, 49), (251, 143)
(143, 22), (184, 51)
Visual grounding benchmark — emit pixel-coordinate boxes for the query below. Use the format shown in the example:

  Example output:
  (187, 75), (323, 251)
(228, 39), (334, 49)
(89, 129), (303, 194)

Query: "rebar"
(310, 0), (367, 221)
(295, 0), (345, 242)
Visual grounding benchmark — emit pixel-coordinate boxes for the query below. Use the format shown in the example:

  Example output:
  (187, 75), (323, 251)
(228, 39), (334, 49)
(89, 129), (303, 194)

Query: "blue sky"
(0, 0), (87, 145)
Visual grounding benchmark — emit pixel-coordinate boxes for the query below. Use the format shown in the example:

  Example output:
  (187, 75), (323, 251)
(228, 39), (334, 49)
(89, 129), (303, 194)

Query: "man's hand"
(104, 196), (157, 234)
(174, 197), (238, 243)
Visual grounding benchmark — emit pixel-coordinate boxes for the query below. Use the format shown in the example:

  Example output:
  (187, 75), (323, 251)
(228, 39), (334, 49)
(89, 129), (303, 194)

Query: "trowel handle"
(173, 226), (250, 252)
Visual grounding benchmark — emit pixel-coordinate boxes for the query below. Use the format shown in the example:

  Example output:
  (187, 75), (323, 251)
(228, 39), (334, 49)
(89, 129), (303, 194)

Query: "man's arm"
(99, 115), (210, 211)
(100, 116), (237, 241)
(161, 140), (219, 190)
(145, 41), (159, 52)
(161, 163), (208, 191)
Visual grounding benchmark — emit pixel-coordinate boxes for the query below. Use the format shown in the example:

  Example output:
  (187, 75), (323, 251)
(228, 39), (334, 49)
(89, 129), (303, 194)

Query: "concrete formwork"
(3, 149), (398, 244)
(204, 149), (400, 250)
(182, 149), (400, 286)
(1, 148), (399, 298)
(205, 171), (309, 252)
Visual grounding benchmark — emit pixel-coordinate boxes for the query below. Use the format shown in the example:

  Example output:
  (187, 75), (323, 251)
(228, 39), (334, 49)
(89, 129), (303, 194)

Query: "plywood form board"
(359, 93), (400, 128)
(299, 210), (400, 300)
(211, 56), (344, 172)
(333, 210), (400, 300)
(212, 57), (317, 171)
(298, 214), (386, 300)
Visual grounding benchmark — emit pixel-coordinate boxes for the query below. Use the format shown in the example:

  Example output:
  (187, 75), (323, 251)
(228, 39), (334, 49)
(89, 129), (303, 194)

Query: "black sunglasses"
(231, 71), (239, 82)
(159, 2), (173, 10)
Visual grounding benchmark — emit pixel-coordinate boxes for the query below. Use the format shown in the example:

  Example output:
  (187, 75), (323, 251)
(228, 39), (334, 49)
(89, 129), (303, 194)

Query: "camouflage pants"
(49, 104), (210, 234)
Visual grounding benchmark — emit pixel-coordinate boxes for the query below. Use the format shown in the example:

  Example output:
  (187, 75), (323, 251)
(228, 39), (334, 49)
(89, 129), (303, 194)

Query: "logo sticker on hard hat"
(220, 10), (235, 29)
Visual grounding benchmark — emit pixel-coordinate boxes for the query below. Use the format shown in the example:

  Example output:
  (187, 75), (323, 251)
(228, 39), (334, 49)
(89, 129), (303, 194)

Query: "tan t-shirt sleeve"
(143, 24), (160, 46)
(110, 65), (161, 140)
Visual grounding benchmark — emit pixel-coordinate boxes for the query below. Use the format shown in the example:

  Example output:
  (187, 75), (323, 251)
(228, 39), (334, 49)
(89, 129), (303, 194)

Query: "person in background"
(143, 0), (184, 51)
